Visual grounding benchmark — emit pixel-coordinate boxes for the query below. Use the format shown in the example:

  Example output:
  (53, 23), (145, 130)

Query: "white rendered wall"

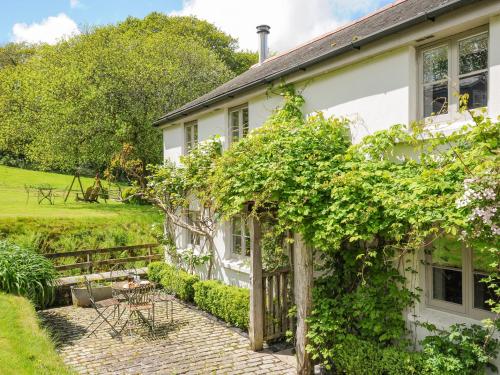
(163, 123), (183, 163)
(161, 16), (500, 291)
(300, 47), (411, 143)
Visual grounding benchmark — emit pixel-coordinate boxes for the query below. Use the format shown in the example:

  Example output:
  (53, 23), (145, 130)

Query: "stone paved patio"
(40, 299), (296, 374)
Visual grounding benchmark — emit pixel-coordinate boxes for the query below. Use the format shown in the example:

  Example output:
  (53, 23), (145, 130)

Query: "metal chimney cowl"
(256, 25), (270, 64)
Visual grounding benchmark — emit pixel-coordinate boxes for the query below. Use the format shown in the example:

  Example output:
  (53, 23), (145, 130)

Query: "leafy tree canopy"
(0, 13), (257, 173)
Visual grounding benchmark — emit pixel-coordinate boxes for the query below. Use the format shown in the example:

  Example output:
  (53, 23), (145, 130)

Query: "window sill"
(222, 258), (250, 274)
(417, 107), (488, 137)
(408, 305), (487, 329)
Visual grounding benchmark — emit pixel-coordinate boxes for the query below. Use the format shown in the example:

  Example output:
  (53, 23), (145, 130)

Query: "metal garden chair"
(84, 276), (122, 337)
(153, 288), (174, 323)
(124, 283), (156, 336)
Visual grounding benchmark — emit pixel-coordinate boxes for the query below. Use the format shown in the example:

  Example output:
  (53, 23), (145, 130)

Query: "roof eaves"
(153, 0), (473, 127)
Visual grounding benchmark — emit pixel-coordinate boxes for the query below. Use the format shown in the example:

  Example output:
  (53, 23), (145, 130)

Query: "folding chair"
(153, 288), (174, 323)
(84, 277), (122, 337)
(123, 284), (156, 336)
(109, 264), (129, 303)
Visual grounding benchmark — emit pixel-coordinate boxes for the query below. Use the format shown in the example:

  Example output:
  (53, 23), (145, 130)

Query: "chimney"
(256, 25), (270, 64)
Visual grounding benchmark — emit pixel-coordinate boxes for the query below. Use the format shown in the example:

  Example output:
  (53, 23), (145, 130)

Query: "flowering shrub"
(456, 176), (499, 237)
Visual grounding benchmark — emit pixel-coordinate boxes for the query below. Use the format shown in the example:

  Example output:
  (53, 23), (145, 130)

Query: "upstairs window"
(231, 214), (251, 257)
(184, 120), (198, 152)
(422, 45), (449, 117)
(229, 105), (249, 143)
(420, 31), (488, 119)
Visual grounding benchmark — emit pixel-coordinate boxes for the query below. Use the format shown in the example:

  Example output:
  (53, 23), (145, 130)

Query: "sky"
(1, 0), (395, 53)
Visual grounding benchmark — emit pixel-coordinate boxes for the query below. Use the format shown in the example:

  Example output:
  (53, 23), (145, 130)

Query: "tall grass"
(0, 216), (160, 254)
(0, 241), (57, 308)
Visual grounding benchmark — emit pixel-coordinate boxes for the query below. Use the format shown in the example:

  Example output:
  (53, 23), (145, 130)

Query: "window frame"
(184, 120), (198, 154)
(228, 104), (249, 144)
(418, 27), (489, 122)
(185, 210), (201, 248)
(425, 247), (496, 321)
(230, 214), (251, 258)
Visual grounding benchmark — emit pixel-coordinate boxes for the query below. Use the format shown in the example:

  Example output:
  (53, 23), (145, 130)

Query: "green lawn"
(1, 164), (140, 218)
(0, 165), (162, 255)
(0, 293), (73, 375)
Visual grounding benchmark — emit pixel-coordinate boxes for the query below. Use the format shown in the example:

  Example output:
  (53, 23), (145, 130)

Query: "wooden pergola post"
(294, 233), (313, 374)
(249, 214), (264, 351)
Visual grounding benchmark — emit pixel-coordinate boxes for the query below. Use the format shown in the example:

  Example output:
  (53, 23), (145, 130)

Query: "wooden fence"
(44, 243), (162, 274)
(262, 267), (294, 341)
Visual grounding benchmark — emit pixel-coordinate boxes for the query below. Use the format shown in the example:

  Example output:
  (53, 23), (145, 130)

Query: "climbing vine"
(145, 84), (498, 373)
(209, 85), (499, 372)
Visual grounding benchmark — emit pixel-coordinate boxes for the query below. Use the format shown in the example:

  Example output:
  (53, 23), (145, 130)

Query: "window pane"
(185, 125), (192, 150)
(243, 219), (251, 257)
(193, 124), (198, 145)
(242, 108), (249, 138)
(232, 235), (242, 255)
(473, 250), (498, 311)
(423, 46), (448, 83)
(433, 267), (463, 304)
(432, 240), (462, 268)
(232, 216), (242, 255)
(459, 72), (488, 109)
(473, 273), (497, 311)
(423, 83), (448, 117)
(232, 216), (242, 236)
(188, 211), (200, 245)
(431, 239), (462, 304)
(459, 34), (488, 75)
(231, 111), (239, 142)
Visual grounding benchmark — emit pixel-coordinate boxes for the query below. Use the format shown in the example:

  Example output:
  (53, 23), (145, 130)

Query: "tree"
(0, 43), (36, 68)
(0, 14), (257, 173)
(146, 138), (222, 278)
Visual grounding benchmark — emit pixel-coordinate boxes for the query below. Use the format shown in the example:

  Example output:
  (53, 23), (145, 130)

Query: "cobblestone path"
(40, 300), (295, 375)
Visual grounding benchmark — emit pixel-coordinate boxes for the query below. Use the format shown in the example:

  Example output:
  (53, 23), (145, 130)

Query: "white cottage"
(155, 0), (500, 367)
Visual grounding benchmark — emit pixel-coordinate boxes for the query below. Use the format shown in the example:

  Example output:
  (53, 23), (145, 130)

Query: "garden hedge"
(193, 280), (249, 329)
(148, 261), (167, 283)
(147, 263), (250, 329)
(328, 335), (427, 375)
(148, 262), (199, 302)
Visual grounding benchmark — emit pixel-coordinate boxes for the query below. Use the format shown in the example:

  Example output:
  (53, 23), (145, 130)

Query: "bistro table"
(112, 280), (156, 334)
(112, 280), (152, 297)
(25, 184), (56, 205)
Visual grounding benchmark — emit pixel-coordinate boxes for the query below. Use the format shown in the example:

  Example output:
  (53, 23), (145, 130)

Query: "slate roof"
(154, 0), (478, 126)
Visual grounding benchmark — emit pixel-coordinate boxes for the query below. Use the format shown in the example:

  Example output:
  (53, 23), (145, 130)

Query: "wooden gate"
(262, 267), (294, 341)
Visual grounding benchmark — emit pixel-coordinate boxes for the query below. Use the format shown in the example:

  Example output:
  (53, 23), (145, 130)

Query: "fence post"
(87, 253), (93, 274)
(293, 233), (313, 375)
(249, 214), (264, 351)
(148, 245), (152, 265)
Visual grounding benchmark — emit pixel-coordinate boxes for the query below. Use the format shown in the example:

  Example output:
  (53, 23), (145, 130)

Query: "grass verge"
(0, 293), (73, 375)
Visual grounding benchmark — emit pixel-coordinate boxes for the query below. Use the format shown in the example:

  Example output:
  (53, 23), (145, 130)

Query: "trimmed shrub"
(0, 241), (56, 308)
(193, 280), (249, 329)
(161, 266), (199, 302)
(148, 262), (199, 302)
(148, 261), (167, 283)
(320, 335), (427, 375)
